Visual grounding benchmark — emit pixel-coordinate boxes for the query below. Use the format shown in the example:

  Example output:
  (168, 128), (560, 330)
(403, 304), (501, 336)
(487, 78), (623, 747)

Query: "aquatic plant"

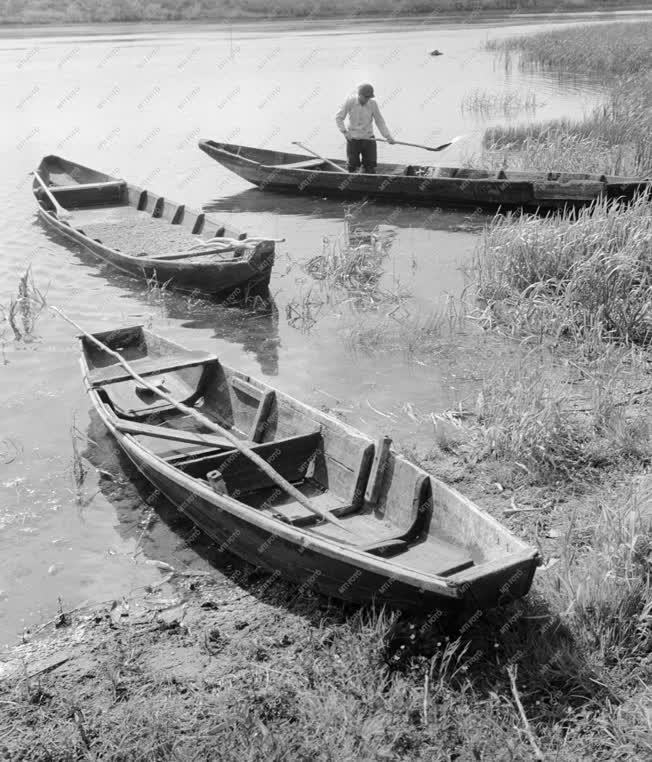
(1, 266), (47, 342)
(461, 88), (540, 118)
(285, 289), (324, 332)
(344, 297), (465, 360)
(304, 203), (408, 307)
(144, 271), (173, 303)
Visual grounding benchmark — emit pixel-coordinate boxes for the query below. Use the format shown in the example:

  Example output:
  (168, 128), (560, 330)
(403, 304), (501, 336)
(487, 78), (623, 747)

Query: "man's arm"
(372, 101), (394, 142)
(335, 97), (351, 136)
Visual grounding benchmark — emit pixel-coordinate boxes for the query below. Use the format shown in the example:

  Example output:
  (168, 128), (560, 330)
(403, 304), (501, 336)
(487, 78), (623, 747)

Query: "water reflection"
(167, 295), (280, 377)
(204, 188), (484, 233)
(39, 219), (281, 376)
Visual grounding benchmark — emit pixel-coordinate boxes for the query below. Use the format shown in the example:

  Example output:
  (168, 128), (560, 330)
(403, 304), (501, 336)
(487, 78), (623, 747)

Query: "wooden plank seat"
(47, 180), (127, 194)
(177, 432), (323, 493)
(389, 538), (475, 577)
(309, 473), (434, 558)
(248, 486), (354, 526)
(89, 352), (215, 387)
(114, 419), (235, 450)
(269, 159), (324, 170)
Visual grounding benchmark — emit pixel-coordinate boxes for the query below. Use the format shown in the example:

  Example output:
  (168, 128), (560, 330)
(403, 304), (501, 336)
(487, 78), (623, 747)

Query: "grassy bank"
(1, 0), (647, 24)
(1, 443), (650, 760)
(480, 22), (652, 176)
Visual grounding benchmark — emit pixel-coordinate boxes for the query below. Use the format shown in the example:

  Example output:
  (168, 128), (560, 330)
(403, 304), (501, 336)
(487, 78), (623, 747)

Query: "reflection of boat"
(199, 139), (651, 211)
(167, 293), (281, 377)
(33, 155), (275, 296)
(81, 325), (540, 610)
(203, 188), (481, 233)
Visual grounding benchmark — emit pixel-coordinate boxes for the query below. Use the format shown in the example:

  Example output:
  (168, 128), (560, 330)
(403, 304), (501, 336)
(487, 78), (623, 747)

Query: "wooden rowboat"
(80, 325), (540, 611)
(33, 155), (276, 296)
(198, 139), (651, 211)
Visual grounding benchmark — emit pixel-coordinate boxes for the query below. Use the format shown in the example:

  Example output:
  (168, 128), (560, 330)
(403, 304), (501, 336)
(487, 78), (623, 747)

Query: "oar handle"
(52, 306), (352, 534)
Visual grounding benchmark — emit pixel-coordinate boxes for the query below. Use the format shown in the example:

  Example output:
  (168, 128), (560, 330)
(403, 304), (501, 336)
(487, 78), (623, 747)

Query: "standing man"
(335, 83), (395, 174)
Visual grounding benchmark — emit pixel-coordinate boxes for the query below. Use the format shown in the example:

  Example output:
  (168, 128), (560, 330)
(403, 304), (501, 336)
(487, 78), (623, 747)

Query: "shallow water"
(1, 10), (649, 644)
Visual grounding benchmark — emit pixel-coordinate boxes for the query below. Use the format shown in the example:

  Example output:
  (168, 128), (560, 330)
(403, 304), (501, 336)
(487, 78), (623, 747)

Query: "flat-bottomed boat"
(199, 139), (650, 211)
(34, 155), (275, 295)
(81, 325), (540, 611)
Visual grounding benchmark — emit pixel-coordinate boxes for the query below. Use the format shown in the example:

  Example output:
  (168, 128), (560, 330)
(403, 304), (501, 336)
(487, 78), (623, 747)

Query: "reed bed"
(486, 21), (652, 78)
(471, 194), (652, 347)
(481, 73), (652, 176)
(480, 23), (652, 177)
(461, 88), (539, 118)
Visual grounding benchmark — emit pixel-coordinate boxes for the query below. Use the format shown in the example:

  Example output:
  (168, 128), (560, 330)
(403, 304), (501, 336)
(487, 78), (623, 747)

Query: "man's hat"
(358, 83), (375, 98)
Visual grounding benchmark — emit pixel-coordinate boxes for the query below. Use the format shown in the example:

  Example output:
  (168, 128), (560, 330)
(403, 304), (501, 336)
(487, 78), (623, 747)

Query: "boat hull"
(34, 155), (275, 297)
(39, 207), (273, 295)
(117, 427), (536, 611)
(82, 327), (539, 613)
(199, 139), (651, 212)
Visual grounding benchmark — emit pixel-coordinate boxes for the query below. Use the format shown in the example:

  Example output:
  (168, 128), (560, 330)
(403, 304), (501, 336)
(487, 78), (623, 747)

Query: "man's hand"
(387, 136), (396, 145)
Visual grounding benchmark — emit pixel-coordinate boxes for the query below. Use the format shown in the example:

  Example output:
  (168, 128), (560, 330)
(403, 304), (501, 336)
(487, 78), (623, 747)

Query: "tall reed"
(472, 195), (652, 346)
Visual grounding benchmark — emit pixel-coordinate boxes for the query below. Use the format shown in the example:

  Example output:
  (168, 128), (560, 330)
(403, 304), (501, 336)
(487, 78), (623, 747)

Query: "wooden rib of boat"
(198, 139), (651, 211)
(81, 325), (540, 610)
(33, 155), (275, 295)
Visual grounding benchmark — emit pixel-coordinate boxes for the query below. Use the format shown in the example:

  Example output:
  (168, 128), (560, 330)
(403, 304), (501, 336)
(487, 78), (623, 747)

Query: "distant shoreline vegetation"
(0, 0), (648, 25)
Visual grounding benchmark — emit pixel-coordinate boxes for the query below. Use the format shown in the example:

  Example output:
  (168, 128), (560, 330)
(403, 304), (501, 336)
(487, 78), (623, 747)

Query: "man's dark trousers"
(346, 138), (377, 173)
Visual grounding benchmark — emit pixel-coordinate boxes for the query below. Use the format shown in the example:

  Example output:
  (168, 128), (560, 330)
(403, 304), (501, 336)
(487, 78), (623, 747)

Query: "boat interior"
(201, 140), (628, 184)
(83, 327), (525, 579)
(34, 155), (250, 260)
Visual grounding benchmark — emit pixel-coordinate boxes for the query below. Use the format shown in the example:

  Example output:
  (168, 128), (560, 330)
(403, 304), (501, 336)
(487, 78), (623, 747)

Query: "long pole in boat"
(51, 306), (352, 533)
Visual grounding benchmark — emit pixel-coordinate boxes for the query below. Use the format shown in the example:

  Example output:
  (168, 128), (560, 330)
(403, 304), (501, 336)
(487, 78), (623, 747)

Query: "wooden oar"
(32, 170), (72, 220)
(291, 141), (347, 174)
(51, 307), (351, 533)
(375, 135), (467, 153)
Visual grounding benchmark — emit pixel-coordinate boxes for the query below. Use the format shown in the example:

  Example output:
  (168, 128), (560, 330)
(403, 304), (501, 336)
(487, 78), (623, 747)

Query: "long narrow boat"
(33, 155), (275, 295)
(198, 139), (651, 211)
(81, 325), (540, 610)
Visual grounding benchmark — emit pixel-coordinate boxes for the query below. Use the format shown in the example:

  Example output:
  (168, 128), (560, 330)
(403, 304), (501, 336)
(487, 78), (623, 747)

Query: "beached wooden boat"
(198, 139), (651, 211)
(33, 155), (275, 295)
(80, 325), (540, 611)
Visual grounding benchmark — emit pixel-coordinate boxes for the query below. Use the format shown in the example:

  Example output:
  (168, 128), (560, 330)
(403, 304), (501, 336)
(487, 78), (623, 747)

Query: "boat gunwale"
(80, 329), (539, 597)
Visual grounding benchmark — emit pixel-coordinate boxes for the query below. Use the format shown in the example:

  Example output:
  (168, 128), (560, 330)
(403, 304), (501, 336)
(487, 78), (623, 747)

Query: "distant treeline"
(0, 1), (646, 25)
